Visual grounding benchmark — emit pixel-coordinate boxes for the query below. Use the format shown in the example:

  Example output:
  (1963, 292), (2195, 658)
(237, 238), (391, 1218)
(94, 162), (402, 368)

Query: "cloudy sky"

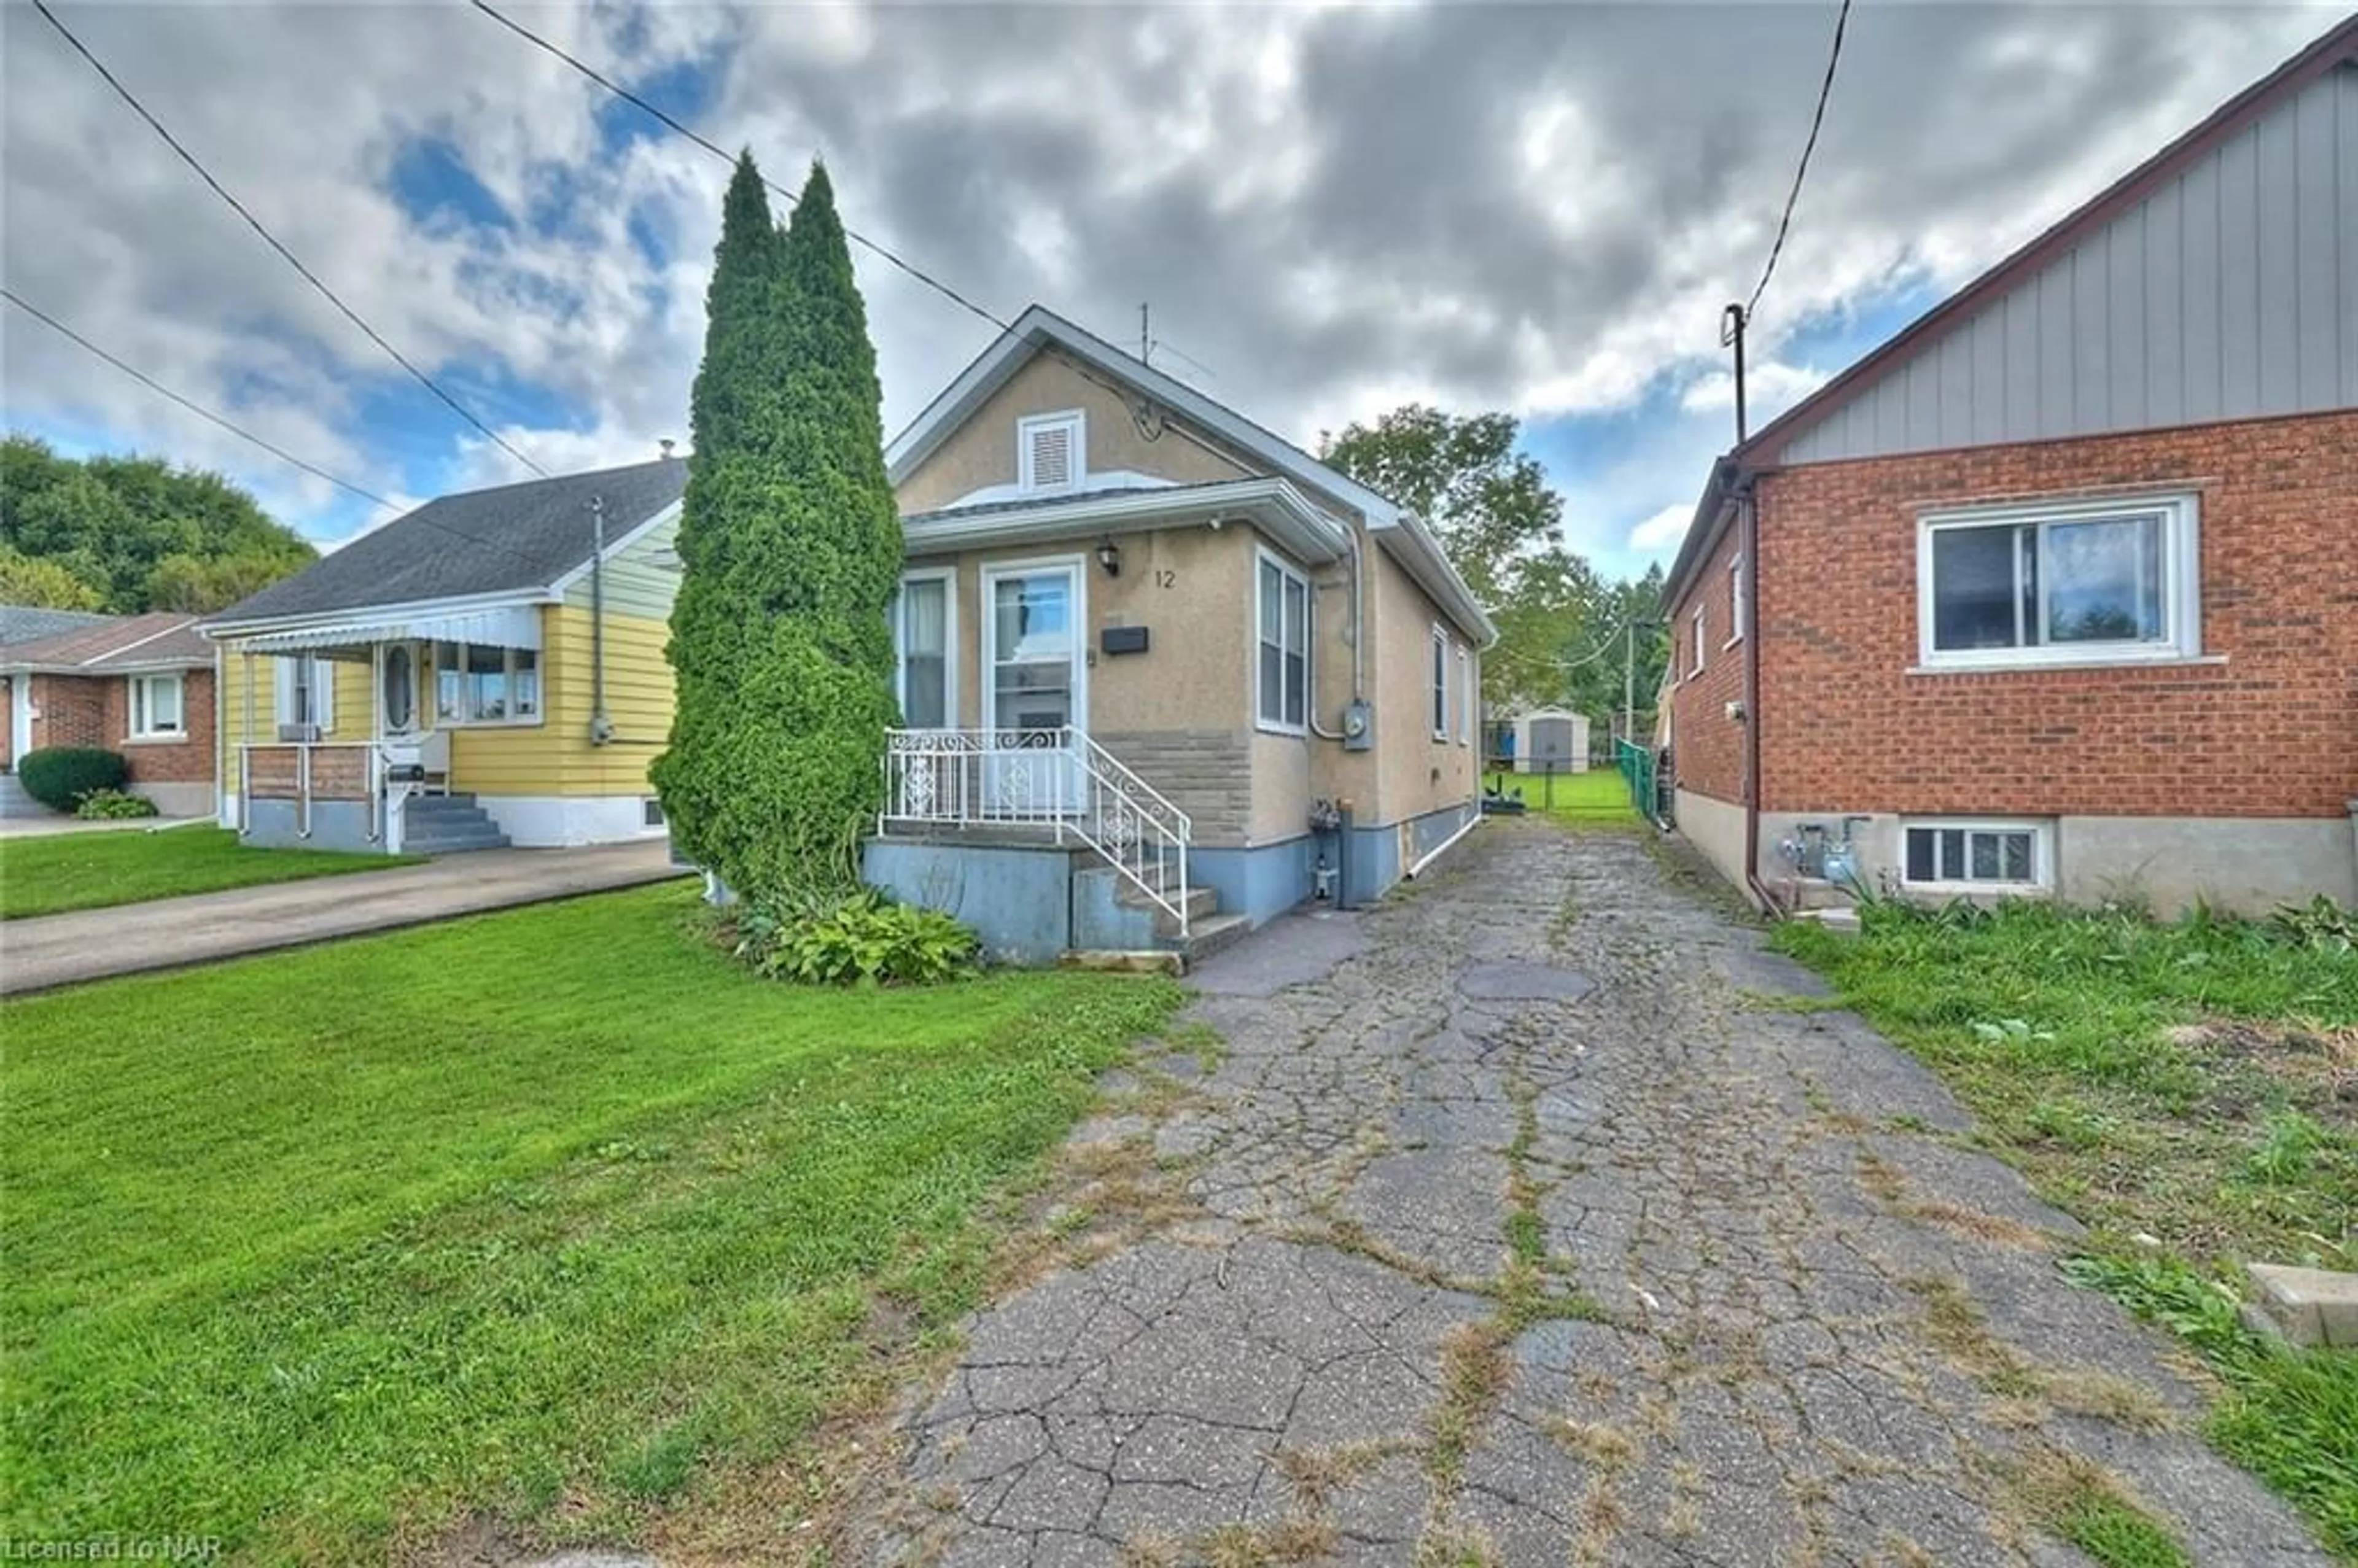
(0, 1), (2336, 581)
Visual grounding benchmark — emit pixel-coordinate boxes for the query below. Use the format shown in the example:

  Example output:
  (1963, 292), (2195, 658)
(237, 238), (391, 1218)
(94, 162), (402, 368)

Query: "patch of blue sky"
(386, 138), (512, 233)
(1519, 278), (1951, 581)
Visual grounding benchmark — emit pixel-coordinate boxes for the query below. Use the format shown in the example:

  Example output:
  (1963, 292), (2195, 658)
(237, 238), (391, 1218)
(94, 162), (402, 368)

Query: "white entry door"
(378, 642), (422, 737)
(982, 560), (1087, 813)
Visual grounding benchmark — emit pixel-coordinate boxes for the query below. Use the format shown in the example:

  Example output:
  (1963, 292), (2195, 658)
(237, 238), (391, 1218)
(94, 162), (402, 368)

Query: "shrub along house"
(868, 305), (1495, 960)
(1662, 18), (2358, 915)
(1, 608), (217, 818)
(200, 459), (688, 854)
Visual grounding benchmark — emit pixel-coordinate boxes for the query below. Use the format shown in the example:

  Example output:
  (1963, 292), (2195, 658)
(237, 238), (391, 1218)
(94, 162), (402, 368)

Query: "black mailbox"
(1100, 626), (1150, 656)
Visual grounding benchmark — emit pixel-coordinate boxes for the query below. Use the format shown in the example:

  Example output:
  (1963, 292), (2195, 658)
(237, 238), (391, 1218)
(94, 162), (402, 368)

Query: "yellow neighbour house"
(203, 460), (686, 854)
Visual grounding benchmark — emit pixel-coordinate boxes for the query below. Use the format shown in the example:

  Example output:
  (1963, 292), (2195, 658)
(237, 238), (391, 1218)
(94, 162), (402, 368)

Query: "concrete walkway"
(858, 818), (2330, 1566)
(1, 841), (687, 995)
(0, 814), (210, 839)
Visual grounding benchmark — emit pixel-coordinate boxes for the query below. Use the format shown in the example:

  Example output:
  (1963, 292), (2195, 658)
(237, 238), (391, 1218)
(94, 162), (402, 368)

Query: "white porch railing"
(880, 727), (1193, 936)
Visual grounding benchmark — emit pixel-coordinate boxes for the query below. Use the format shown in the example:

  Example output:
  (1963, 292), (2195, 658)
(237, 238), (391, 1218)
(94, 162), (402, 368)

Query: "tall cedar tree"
(653, 157), (903, 899)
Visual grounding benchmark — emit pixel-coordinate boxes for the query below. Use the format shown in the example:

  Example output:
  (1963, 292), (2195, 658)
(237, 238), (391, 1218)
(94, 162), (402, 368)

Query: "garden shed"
(1512, 708), (1590, 774)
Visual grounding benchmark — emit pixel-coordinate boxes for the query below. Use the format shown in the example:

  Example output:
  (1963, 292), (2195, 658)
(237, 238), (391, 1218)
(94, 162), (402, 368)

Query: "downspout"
(588, 495), (613, 746)
(1736, 486), (1782, 918)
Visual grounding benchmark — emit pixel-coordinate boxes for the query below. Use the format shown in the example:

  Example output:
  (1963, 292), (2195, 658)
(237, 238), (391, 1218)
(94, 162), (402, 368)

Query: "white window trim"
(1725, 554), (1746, 649)
(1430, 625), (1450, 741)
(273, 654), (335, 734)
(893, 567), (959, 729)
(127, 671), (187, 742)
(1255, 547), (1310, 737)
(1017, 408), (1086, 493)
(428, 642), (543, 729)
(1915, 491), (2203, 673)
(1899, 817), (2053, 895)
(1689, 607), (1706, 678)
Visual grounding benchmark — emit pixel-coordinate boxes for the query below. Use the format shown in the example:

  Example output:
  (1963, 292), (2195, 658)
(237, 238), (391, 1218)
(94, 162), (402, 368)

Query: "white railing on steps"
(879, 727), (1191, 937)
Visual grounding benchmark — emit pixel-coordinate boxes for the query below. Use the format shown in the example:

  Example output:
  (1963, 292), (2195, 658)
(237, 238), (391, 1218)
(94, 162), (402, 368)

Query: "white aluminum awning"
(234, 605), (543, 655)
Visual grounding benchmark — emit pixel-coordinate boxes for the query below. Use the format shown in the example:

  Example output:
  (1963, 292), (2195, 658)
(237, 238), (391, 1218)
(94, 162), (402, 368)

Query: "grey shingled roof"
(214, 458), (688, 625)
(2, 613), (208, 670)
(0, 604), (116, 649)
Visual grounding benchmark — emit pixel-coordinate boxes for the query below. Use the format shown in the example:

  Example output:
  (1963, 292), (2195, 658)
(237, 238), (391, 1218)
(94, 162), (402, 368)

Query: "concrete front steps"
(400, 793), (511, 855)
(1113, 872), (1252, 967)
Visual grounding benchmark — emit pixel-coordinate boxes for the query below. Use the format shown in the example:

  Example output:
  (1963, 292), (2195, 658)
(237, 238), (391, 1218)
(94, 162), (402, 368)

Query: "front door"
(378, 642), (421, 737)
(982, 561), (1086, 813)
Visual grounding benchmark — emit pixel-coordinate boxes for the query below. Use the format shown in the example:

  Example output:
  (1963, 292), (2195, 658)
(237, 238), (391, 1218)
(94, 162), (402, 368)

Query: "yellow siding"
(443, 605), (672, 797)
(218, 606), (675, 799)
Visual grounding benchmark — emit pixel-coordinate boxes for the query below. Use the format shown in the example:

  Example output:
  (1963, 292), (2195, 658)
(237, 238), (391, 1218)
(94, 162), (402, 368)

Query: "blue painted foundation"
(1191, 835), (1321, 925)
(862, 799), (1479, 964)
(243, 799), (382, 853)
(862, 840), (1075, 966)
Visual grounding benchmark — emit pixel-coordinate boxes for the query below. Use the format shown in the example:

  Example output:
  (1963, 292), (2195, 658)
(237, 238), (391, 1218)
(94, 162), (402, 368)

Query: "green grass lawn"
(0, 883), (1181, 1562)
(1775, 900), (2358, 1559)
(1485, 766), (1638, 825)
(0, 826), (411, 918)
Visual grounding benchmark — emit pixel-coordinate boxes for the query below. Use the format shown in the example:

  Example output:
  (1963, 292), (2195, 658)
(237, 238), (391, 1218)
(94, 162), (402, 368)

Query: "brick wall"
(28, 674), (107, 751)
(113, 667), (217, 788)
(1665, 516), (1749, 804)
(21, 668), (217, 793)
(1749, 410), (2358, 820)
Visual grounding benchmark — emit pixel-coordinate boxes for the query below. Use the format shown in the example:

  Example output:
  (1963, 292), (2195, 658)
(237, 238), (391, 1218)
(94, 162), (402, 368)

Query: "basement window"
(1918, 492), (2200, 670)
(1901, 819), (2049, 893)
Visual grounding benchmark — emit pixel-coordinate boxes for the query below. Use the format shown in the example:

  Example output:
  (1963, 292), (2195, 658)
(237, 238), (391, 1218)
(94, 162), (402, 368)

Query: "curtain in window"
(900, 580), (948, 728)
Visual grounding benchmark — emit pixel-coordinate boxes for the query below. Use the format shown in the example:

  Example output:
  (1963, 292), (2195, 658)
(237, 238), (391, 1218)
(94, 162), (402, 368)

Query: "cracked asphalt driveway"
(862, 818), (2332, 1566)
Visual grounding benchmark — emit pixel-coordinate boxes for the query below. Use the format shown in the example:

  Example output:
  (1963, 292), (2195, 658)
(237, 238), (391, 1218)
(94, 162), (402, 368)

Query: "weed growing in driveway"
(1775, 897), (2358, 1558)
(2010, 1450), (2193, 1568)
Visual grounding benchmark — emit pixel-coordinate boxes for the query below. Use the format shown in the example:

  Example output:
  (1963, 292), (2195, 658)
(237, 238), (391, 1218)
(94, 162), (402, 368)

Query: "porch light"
(1095, 536), (1123, 578)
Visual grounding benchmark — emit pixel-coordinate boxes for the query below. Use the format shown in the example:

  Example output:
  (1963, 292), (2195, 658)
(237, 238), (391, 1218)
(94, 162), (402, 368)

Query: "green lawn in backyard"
(0, 883), (1181, 1562)
(1774, 900), (2358, 1559)
(1484, 766), (1636, 825)
(0, 826), (411, 918)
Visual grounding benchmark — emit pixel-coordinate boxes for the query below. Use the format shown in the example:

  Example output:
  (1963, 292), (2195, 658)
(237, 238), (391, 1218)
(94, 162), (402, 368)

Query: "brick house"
(1, 610), (218, 818)
(1661, 18), (2357, 916)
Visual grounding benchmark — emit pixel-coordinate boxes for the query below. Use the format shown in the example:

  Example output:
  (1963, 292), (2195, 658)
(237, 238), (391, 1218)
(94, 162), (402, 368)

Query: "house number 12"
(1154, 569), (1177, 589)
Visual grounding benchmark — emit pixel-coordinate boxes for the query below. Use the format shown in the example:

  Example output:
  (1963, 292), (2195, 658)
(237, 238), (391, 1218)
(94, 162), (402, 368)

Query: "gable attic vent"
(1019, 411), (1083, 491)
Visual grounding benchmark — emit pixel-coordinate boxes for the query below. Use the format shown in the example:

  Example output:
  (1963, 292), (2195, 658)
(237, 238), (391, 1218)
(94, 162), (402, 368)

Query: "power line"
(30, 0), (548, 479)
(1744, 0), (1855, 319)
(4, 287), (397, 511)
(467, 0), (1006, 334)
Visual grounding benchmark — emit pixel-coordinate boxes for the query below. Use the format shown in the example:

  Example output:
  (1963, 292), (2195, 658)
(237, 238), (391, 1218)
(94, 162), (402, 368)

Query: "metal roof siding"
(213, 459), (688, 624)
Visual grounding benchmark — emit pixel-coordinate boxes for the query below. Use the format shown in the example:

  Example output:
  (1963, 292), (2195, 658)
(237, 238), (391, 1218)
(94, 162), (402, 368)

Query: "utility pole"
(1719, 302), (1749, 443)
(1140, 302), (1150, 364)
(1623, 619), (1636, 748)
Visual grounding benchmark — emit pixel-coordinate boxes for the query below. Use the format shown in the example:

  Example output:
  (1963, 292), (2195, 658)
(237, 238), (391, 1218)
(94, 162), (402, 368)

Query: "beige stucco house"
(869, 306), (1496, 958)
